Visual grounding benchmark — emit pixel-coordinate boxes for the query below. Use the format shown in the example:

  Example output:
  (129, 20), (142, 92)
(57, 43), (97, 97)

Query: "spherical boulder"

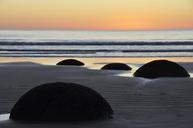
(10, 82), (113, 122)
(101, 63), (132, 71)
(134, 60), (190, 79)
(56, 59), (84, 66)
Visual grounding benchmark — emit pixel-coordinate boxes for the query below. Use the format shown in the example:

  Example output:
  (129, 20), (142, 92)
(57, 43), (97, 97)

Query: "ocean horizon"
(0, 29), (193, 57)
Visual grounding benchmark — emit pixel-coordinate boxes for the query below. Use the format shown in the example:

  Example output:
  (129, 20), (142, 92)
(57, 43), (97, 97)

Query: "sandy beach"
(0, 58), (193, 128)
(1, 0), (193, 127)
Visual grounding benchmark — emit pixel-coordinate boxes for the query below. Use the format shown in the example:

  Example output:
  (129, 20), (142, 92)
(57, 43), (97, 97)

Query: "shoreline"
(1, 57), (193, 78)
(1, 57), (193, 74)
(1, 56), (193, 65)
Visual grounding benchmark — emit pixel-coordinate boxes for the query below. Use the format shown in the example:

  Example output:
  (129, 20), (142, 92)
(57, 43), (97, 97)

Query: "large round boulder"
(56, 59), (84, 66)
(10, 82), (113, 122)
(101, 63), (132, 71)
(134, 60), (190, 79)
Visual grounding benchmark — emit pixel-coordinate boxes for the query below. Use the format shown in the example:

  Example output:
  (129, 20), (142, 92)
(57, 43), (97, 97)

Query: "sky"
(0, 0), (193, 30)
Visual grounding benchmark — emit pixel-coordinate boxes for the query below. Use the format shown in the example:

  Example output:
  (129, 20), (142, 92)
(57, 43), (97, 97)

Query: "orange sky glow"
(0, 0), (193, 30)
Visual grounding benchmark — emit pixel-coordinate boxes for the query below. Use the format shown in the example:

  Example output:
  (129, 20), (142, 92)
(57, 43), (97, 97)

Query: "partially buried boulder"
(134, 60), (190, 79)
(101, 63), (132, 71)
(10, 82), (113, 122)
(56, 59), (84, 66)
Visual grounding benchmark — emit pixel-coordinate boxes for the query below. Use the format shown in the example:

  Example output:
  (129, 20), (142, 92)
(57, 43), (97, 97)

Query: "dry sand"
(0, 61), (193, 128)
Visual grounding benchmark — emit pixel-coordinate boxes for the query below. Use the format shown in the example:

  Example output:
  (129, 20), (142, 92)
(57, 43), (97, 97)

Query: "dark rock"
(101, 63), (132, 70)
(56, 59), (84, 66)
(10, 82), (113, 122)
(134, 60), (190, 79)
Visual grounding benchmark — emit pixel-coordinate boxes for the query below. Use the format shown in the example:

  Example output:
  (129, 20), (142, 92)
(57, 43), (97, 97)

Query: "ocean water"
(0, 30), (193, 57)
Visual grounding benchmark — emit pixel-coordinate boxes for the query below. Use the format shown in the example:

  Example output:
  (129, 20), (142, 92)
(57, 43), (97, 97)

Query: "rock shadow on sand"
(10, 82), (113, 122)
(134, 60), (190, 79)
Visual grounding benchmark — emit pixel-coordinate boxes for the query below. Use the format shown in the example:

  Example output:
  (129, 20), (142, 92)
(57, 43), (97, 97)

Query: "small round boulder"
(101, 63), (132, 71)
(10, 82), (113, 122)
(56, 59), (84, 66)
(134, 60), (190, 79)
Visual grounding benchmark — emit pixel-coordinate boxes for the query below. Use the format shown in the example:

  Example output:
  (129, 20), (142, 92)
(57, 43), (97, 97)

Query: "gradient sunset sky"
(0, 0), (193, 30)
